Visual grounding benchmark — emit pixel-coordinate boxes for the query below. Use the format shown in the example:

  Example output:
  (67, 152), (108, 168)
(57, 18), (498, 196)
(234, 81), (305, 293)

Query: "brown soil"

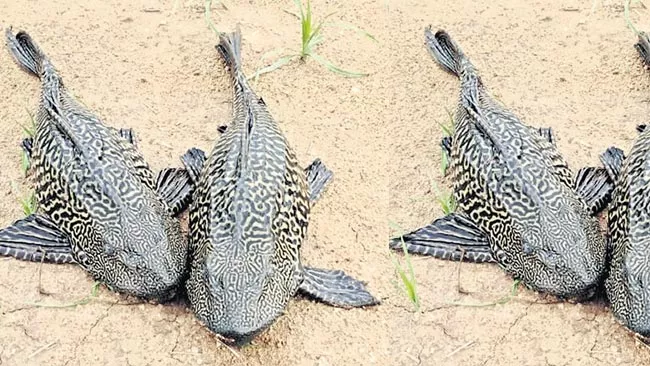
(1, 0), (650, 365)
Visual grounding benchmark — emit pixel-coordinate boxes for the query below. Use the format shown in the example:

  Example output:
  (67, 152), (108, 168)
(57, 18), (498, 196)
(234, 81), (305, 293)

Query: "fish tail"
(5, 28), (53, 78)
(424, 26), (472, 78)
(635, 31), (650, 66)
(216, 26), (244, 82)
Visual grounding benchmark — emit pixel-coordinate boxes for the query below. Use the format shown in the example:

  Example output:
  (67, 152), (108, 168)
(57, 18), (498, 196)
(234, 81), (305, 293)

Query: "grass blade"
(19, 190), (37, 216)
(436, 191), (456, 215)
(446, 280), (521, 307)
(249, 55), (298, 80)
(441, 148), (450, 175)
(295, 0), (310, 54)
(311, 53), (368, 77)
(307, 12), (337, 51)
(392, 239), (419, 311)
(27, 282), (102, 308)
(442, 106), (456, 136)
(293, 0), (305, 19)
(624, 0), (640, 35)
(437, 121), (453, 137)
(204, 0), (220, 35)
(21, 151), (31, 176)
(325, 22), (378, 42)
(388, 220), (420, 312)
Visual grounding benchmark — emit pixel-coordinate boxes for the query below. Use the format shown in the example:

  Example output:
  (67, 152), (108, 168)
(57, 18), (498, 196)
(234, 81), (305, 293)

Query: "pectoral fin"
(304, 159), (333, 203)
(599, 146), (625, 183)
(181, 148), (207, 183)
(536, 127), (555, 146)
(117, 128), (138, 147)
(0, 214), (74, 264)
(573, 167), (614, 215)
(298, 266), (379, 308)
(156, 168), (194, 216)
(389, 213), (495, 263)
(635, 32), (650, 66)
(21, 137), (33, 157)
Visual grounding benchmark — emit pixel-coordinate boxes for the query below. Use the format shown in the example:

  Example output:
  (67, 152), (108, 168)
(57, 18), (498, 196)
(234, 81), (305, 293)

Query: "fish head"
(97, 199), (188, 302)
(516, 198), (605, 299)
(198, 236), (303, 345)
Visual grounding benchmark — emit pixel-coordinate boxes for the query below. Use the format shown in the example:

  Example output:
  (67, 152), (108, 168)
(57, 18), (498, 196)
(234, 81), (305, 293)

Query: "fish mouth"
(553, 283), (599, 303)
(109, 282), (180, 304)
(148, 286), (179, 303)
(209, 318), (277, 347)
(216, 330), (261, 347)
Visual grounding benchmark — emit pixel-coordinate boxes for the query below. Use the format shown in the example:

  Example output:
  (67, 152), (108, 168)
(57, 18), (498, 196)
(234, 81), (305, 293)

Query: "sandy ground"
(1, 0), (650, 365)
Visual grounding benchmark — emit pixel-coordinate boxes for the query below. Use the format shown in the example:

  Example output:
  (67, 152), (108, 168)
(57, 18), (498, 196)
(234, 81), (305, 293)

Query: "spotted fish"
(600, 120), (650, 336)
(389, 27), (613, 299)
(0, 29), (193, 302)
(181, 27), (378, 345)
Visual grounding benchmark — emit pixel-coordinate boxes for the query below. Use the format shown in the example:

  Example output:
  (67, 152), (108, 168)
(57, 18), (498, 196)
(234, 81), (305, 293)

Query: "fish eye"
(104, 243), (116, 256)
(521, 238), (534, 255)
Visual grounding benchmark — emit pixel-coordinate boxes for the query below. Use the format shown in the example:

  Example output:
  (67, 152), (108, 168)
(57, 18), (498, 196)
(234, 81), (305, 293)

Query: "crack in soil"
(64, 301), (117, 366)
(20, 324), (39, 342)
(433, 321), (458, 341)
(481, 303), (533, 366)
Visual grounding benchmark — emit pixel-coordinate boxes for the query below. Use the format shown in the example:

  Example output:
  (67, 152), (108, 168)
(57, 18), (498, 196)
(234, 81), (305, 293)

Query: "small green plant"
(20, 150), (30, 176)
(391, 241), (419, 312)
(438, 107), (455, 175)
(439, 107), (455, 137)
(389, 221), (419, 312)
(437, 191), (456, 215)
(431, 181), (456, 215)
(18, 190), (37, 216)
(440, 150), (450, 176)
(249, 0), (375, 79)
(447, 279), (521, 307)
(11, 181), (37, 217)
(28, 281), (102, 308)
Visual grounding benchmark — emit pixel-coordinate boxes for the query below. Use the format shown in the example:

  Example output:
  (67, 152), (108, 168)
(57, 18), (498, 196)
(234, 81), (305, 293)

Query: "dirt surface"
(1, 0), (650, 365)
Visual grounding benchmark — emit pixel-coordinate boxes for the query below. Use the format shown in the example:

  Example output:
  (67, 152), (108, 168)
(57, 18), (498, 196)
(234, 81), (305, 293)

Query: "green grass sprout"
(10, 181), (37, 217)
(325, 22), (378, 42)
(20, 150), (31, 176)
(389, 221), (420, 312)
(624, 0), (645, 35)
(27, 281), (102, 308)
(205, 0), (221, 35)
(438, 107), (456, 175)
(441, 148), (450, 176)
(447, 279), (521, 307)
(430, 181), (456, 215)
(439, 107), (455, 137)
(18, 190), (37, 216)
(250, 0), (373, 79)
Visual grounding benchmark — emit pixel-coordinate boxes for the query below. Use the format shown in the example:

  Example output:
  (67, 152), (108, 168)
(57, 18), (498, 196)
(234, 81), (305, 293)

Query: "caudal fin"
(635, 32), (650, 66)
(5, 28), (50, 77)
(216, 26), (243, 81)
(424, 26), (470, 78)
